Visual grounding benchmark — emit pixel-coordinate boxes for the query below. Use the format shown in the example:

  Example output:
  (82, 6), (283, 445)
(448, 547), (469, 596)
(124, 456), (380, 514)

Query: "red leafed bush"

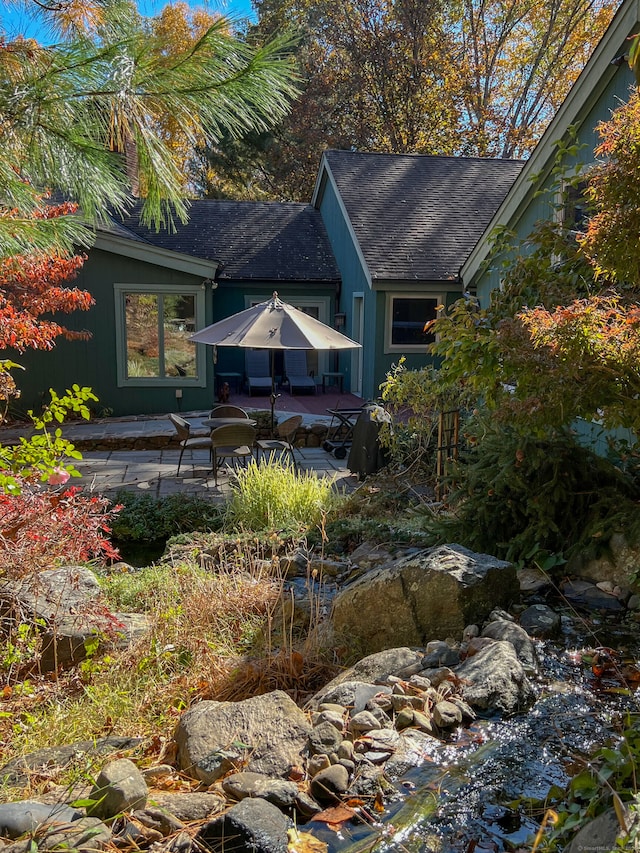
(0, 481), (120, 577)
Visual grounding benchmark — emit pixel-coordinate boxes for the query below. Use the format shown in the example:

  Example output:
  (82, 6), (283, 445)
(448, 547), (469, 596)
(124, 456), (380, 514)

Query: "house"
(24, 0), (639, 420)
(461, 0), (639, 301)
(15, 202), (340, 417)
(311, 151), (524, 399)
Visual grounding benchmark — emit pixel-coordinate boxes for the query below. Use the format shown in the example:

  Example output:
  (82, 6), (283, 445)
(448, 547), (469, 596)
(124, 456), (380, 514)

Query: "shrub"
(225, 460), (337, 534)
(109, 491), (223, 542)
(427, 420), (640, 566)
(0, 481), (119, 577)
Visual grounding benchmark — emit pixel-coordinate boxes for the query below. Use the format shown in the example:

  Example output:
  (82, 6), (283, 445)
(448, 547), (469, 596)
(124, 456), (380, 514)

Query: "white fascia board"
(312, 156), (373, 289)
(94, 230), (219, 278)
(462, 0), (640, 285)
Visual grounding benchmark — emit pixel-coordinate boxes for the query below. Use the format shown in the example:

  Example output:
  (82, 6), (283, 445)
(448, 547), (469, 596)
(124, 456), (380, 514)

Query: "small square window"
(385, 294), (440, 353)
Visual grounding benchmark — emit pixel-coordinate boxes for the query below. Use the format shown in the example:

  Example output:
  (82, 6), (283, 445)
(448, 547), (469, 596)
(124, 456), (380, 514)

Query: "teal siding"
(475, 62), (635, 304)
(13, 249), (213, 417)
(317, 181), (373, 395)
(12, 250), (337, 417)
(318, 177), (461, 399)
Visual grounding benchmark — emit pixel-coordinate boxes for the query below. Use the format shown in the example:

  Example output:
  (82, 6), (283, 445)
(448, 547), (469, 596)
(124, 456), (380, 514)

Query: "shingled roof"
(114, 200), (340, 282)
(320, 151), (525, 282)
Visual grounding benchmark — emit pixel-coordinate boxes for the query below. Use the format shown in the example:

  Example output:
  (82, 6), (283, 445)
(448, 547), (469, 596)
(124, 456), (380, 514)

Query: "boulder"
(455, 641), (536, 714)
(221, 772), (300, 809)
(174, 691), (311, 784)
(197, 798), (291, 853)
(567, 532), (640, 588)
(86, 758), (148, 819)
(481, 620), (538, 672)
(519, 605), (561, 639)
(0, 802), (82, 839)
(0, 567), (146, 671)
(0, 737), (142, 788)
(331, 545), (519, 654)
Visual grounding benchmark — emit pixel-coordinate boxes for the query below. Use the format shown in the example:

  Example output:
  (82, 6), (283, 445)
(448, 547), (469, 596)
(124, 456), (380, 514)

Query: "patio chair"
(210, 423), (257, 485)
(209, 405), (249, 419)
(284, 351), (316, 394)
(169, 413), (213, 475)
(256, 415), (304, 470)
(245, 349), (272, 395)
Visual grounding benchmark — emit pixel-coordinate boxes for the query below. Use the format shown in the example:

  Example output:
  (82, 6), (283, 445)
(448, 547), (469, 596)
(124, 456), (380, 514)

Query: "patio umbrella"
(189, 292), (361, 432)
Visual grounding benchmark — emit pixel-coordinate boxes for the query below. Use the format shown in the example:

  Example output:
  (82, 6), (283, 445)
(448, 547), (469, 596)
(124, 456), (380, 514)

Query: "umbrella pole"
(269, 349), (276, 437)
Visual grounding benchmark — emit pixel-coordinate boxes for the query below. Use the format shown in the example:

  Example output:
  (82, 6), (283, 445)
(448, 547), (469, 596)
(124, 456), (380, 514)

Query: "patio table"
(323, 407), (363, 458)
(204, 417), (257, 428)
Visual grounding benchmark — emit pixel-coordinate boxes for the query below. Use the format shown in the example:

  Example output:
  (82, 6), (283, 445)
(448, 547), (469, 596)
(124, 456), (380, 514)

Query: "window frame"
(384, 292), (442, 354)
(114, 282), (207, 388)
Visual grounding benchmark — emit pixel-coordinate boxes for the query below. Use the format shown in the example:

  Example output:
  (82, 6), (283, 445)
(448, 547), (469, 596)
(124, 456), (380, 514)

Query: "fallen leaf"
(287, 828), (328, 852)
(312, 804), (358, 830)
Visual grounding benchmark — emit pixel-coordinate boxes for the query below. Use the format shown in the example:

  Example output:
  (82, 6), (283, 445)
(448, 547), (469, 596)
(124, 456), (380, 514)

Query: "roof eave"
(94, 229), (219, 278)
(461, 0), (640, 285)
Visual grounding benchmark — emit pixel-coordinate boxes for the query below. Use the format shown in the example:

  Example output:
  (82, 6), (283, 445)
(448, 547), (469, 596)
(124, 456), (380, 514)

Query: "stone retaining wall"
(71, 422), (343, 452)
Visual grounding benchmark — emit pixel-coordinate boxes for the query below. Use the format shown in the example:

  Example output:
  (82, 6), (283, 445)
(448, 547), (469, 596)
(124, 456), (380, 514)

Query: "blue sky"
(1, 1), (256, 40)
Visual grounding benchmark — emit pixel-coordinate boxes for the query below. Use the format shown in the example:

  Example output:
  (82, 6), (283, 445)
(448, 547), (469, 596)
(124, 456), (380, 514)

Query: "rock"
(148, 793), (224, 822)
(86, 758), (148, 819)
(221, 772), (300, 809)
(421, 642), (460, 668)
(519, 604), (561, 638)
(432, 701), (463, 728)
(561, 579), (625, 612)
(174, 691), (311, 784)
(349, 542), (394, 569)
(349, 711), (382, 735)
(565, 807), (626, 853)
(0, 737), (143, 788)
(308, 680), (392, 714)
(140, 764), (174, 783)
(309, 765), (349, 805)
(197, 797), (292, 853)
(314, 709), (344, 730)
(308, 558), (345, 579)
(131, 807), (184, 836)
(518, 567), (552, 593)
(0, 567), (130, 671)
(308, 722), (343, 756)
(307, 755), (331, 777)
(331, 545), (519, 655)
(385, 730), (438, 778)
(0, 802), (82, 839)
(456, 641), (536, 714)
(628, 594), (640, 610)
(567, 532), (640, 588)
(40, 817), (110, 850)
(307, 648), (423, 709)
(481, 620), (538, 671)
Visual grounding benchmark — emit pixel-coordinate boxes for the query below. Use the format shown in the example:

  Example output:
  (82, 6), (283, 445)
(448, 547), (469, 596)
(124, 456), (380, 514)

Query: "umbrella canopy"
(190, 292), (361, 436)
(189, 292), (361, 350)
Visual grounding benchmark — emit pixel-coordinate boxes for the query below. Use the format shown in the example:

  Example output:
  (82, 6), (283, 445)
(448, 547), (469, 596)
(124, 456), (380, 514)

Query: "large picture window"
(115, 284), (206, 386)
(385, 294), (441, 353)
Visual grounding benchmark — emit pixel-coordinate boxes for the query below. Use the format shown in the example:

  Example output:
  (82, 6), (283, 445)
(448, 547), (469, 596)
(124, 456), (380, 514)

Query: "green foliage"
(379, 357), (475, 472)
(225, 460), (337, 534)
(541, 720), (640, 850)
(0, 384), (97, 494)
(109, 491), (223, 543)
(426, 418), (640, 565)
(0, 1), (299, 256)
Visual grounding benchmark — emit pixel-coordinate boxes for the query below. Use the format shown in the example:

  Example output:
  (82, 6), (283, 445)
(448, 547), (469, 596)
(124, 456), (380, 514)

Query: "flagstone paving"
(73, 446), (356, 500)
(0, 401), (362, 501)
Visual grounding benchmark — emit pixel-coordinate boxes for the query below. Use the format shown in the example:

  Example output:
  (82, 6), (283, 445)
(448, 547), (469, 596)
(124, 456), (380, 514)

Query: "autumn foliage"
(0, 203), (92, 353)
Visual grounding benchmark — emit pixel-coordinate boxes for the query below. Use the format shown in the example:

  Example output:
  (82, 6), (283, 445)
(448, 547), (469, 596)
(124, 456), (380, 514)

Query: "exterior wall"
(13, 247), (339, 418)
(317, 174), (462, 399)
(14, 248), (216, 417)
(316, 178), (374, 396)
(473, 62), (635, 304)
